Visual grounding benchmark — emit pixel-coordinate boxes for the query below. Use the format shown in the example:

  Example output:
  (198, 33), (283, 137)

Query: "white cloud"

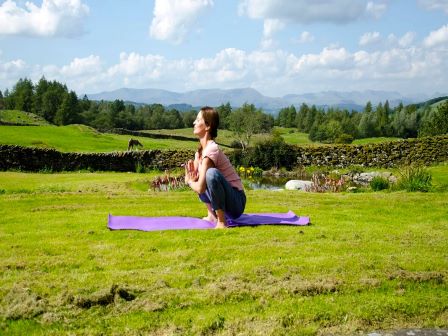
(260, 19), (285, 49)
(424, 24), (448, 47)
(399, 32), (416, 48)
(238, 0), (379, 24)
(0, 0), (89, 37)
(60, 55), (102, 77)
(366, 1), (387, 19)
(296, 31), (315, 44)
(2, 36), (448, 97)
(149, 0), (213, 44)
(359, 32), (381, 46)
(418, 0), (448, 15)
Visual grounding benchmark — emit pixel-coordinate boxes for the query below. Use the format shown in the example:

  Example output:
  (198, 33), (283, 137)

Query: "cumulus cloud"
(365, 1), (387, 19)
(296, 31), (315, 44)
(260, 19), (285, 49)
(238, 0), (384, 24)
(60, 55), (102, 77)
(149, 0), (213, 44)
(359, 32), (381, 46)
(398, 32), (416, 48)
(418, 0), (448, 15)
(0, 0), (89, 37)
(2, 36), (448, 97)
(423, 24), (448, 47)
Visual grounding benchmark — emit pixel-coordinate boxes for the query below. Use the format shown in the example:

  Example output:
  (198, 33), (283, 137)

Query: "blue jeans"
(198, 168), (246, 219)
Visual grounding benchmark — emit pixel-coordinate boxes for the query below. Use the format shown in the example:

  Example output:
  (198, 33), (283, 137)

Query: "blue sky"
(1, 0), (448, 98)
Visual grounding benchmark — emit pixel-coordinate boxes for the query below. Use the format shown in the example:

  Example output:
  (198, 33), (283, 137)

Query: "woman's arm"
(186, 157), (214, 194)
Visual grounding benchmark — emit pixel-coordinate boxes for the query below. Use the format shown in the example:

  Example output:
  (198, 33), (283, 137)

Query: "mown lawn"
(0, 166), (447, 335)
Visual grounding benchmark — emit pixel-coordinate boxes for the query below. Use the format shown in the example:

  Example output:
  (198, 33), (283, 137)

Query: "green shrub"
(135, 162), (146, 173)
(370, 176), (390, 191)
(234, 138), (297, 170)
(335, 133), (354, 144)
(397, 165), (432, 192)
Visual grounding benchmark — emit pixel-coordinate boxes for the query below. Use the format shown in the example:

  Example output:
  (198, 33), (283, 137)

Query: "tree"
(79, 94), (91, 112)
(54, 91), (80, 125)
(375, 102), (389, 136)
(182, 110), (197, 128)
(33, 77), (49, 117)
(228, 103), (267, 150)
(41, 83), (66, 123)
(296, 103), (309, 131)
(216, 102), (232, 129)
(0, 90), (4, 110)
(11, 78), (34, 112)
(358, 101), (376, 138)
(420, 100), (448, 136)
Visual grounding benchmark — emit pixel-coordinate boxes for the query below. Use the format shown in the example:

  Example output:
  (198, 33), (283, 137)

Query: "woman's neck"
(200, 135), (213, 150)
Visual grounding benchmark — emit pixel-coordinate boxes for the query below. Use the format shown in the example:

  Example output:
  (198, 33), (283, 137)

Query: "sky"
(0, 0), (448, 98)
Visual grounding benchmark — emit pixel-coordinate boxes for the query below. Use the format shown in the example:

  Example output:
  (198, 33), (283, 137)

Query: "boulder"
(285, 180), (313, 191)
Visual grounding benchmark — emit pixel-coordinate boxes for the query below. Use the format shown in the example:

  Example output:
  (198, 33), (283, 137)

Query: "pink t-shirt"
(197, 141), (244, 191)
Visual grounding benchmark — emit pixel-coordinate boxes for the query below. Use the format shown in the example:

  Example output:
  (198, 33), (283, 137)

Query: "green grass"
(0, 110), (50, 125)
(0, 165), (447, 335)
(144, 128), (274, 147)
(274, 127), (314, 145)
(352, 137), (401, 145)
(0, 125), (198, 152)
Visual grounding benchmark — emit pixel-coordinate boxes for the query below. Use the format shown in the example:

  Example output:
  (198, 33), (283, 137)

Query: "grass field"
(352, 137), (401, 145)
(0, 125), (198, 152)
(0, 165), (447, 335)
(0, 110), (50, 126)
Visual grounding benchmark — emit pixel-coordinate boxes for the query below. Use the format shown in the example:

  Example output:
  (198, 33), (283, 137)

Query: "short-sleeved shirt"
(197, 141), (244, 191)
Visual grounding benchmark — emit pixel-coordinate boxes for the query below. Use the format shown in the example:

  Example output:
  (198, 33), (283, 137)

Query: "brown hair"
(198, 106), (219, 157)
(200, 106), (219, 139)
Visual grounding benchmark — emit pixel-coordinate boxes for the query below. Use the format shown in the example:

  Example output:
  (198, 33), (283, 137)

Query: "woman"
(185, 106), (246, 228)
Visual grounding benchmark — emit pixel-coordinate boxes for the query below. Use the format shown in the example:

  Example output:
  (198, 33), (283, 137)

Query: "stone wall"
(0, 145), (194, 172)
(294, 135), (448, 168)
(0, 135), (447, 172)
(231, 135), (448, 169)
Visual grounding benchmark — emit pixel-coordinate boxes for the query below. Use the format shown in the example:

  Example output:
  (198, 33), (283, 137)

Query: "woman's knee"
(205, 168), (220, 185)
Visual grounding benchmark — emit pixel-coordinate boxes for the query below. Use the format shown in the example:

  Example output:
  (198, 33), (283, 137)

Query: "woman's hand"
(185, 160), (198, 185)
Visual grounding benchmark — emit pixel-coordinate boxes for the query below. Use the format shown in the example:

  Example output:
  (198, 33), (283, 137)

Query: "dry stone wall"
(293, 136), (448, 168)
(0, 145), (194, 172)
(0, 135), (447, 172)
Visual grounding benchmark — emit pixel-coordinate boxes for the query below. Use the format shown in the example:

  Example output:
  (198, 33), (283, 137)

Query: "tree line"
(1, 77), (446, 146)
(276, 98), (448, 143)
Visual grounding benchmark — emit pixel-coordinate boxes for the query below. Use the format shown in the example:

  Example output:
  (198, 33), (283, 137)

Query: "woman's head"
(197, 106), (219, 139)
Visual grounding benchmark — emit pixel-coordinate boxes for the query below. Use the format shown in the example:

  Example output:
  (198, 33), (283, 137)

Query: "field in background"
(0, 110), (50, 125)
(353, 137), (401, 145)
(0, 110), (415, 152)
(0, 125), (198, 152)
(0, 165), (447, 335)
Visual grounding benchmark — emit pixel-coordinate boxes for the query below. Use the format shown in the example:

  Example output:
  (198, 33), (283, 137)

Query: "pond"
(245, 176), (293, 190)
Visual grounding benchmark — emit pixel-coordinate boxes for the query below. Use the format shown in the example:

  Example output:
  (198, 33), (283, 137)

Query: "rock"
(285, 180), (313, 191)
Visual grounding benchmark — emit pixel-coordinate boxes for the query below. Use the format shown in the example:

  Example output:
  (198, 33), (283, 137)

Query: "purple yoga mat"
(108, 210), (310, 232)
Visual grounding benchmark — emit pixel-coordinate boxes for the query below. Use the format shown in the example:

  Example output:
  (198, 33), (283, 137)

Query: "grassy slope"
(0, 125), (198, 152)
(0, 110), (50, 125)
(0, 165), (447, 335)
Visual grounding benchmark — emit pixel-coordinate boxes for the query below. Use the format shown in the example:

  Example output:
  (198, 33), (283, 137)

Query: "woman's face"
(193, 111), (209, 136)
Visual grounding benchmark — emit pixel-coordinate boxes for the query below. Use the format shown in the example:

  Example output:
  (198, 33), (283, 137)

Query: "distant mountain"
(86, 87), (426, 113)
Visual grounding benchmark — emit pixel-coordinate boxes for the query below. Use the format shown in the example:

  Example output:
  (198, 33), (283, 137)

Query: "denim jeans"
(198, 168), (246, 219)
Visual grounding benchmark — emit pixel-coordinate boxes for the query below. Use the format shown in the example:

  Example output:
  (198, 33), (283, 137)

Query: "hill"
(0, 110), (51, 126)
(87, 88), (429, 112)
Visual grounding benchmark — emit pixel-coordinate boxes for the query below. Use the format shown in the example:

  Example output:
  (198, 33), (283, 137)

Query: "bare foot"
(203, 214), (217, 223)
(215, 221), (227, 229)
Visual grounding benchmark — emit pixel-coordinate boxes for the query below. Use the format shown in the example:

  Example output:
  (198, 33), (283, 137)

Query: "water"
(246, 176), (291, 190)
